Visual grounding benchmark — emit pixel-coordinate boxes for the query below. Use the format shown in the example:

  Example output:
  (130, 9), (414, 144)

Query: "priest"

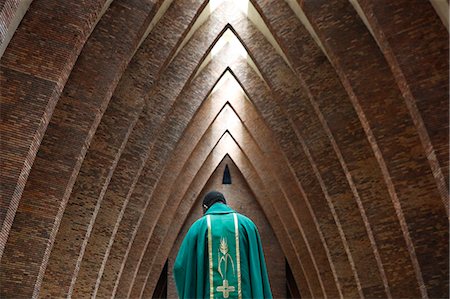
(173, 191), (273, 299)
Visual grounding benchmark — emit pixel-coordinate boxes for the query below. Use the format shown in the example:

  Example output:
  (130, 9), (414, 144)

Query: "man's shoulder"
(190, 216), (208, 231)
(236, 212), (257, 230)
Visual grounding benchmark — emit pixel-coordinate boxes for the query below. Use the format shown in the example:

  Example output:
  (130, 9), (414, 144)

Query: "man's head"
(202, 191), (226, 214)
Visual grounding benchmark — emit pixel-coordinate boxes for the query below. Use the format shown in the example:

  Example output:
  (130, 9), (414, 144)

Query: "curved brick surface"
(40, 1), (204, 297)
(0, 0), (107, 297)
(129, 85), (328, 298)
(10, 1), (164, 298)
(299, 0), (448, 297)
(0, 0), (106, 259)
(357, 0), (449, 208)
(70, 5), (228, 298)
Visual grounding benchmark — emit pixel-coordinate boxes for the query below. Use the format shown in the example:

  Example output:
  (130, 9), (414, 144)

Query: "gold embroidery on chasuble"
(207, 213), (242, 299)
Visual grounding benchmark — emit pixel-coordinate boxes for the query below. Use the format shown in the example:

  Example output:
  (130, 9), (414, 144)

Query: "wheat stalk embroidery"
(217, 237), (235, 280)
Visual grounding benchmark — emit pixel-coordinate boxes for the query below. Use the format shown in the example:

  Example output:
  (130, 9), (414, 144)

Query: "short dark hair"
(202, 191), (226, 213)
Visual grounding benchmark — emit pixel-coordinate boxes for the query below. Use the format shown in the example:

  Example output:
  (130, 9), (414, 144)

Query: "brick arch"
(39, 1), (207, 298)
(0, 1), (447, 298)
(123, 102), (328, 298)
(141, 131), (312, 298)
(0, 0), (107, 259)
(64, 4), (348, 298)
(69, 13), (234, 298)
(102, 29), (386, 298)
(101, 55), (334, 296)
(297, 1), (448, 297)
(249, 1), (428, 296)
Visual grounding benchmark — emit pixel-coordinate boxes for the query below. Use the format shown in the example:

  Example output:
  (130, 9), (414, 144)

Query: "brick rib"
(128, 99), (326, 297)
(0, 0), (106, 260)
(141, 132), (312, 298)
(69, 5), (229, 298)
(0, 0), (109, 296)
(3, 1), (164, 297)
(39, 1), (206, 297)
(299, 0), (448, 297)
(357, 0), (449, 211)
(117, 30), (350, 294)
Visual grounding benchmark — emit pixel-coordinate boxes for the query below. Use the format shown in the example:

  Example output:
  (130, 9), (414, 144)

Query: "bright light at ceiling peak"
(211, 70), (244, 96)
(211, 29), (248, 58)
(210, 0), (249, 15)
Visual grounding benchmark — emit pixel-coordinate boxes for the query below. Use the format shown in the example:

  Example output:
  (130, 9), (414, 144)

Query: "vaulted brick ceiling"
(0, 0), (448, 298)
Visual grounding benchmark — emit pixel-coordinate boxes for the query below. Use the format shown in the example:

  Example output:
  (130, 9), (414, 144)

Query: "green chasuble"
(174, 203), (273, 299)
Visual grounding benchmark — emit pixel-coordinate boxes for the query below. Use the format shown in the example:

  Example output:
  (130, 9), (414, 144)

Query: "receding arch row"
(1, 1), (208, 297)
(0, 0), (446, 298)
(114, 93), (322, 298)
(93, 54), (334, 298)
(39, 1), (207, 298)
(51, 7), (342, 299)
(44, 4), (428, 298)
(121, 81), (340, 298)
(94, 5), (398, 298)
(143, 131), (308, 298)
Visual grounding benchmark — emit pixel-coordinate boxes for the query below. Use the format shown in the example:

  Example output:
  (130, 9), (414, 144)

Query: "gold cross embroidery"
(216, 279), (235, 298)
